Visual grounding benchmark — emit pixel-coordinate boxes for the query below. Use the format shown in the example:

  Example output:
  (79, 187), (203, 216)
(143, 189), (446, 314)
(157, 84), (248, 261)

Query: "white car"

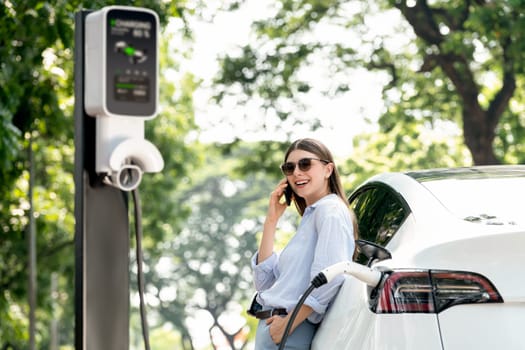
(312, 165), (525, 350)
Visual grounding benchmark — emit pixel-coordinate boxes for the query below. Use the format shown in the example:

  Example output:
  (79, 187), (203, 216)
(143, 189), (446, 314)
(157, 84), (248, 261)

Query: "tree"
(213, 0), (525, 166)
(140, 147), (280, 349)
(0, 1), (200, 347)
(388, 0), (525, 165)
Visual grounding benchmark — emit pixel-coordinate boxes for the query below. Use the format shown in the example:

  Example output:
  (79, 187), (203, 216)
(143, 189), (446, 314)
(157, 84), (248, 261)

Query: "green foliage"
(0, 0), (200, 347)
(213, 0), (359, 134)
(3, 0), (525, 347)
(137, 145), (277, 349)
(218, 140), (290, 179)
(341, 122), (470, 192)
(139, 29), (203, 251)
(214, 0), (525, 165)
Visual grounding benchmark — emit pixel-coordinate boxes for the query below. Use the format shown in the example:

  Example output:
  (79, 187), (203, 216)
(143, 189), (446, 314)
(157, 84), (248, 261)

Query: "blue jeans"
(254, 318), (317, 350)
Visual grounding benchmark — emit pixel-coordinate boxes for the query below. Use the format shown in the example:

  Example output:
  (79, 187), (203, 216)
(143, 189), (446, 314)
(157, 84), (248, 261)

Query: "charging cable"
(131, 188), (151, 350)
(278, 261), (382, 350)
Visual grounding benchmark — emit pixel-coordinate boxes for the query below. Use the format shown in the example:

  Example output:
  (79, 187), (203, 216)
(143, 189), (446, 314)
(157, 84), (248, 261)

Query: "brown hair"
(284, 138), (358, 239)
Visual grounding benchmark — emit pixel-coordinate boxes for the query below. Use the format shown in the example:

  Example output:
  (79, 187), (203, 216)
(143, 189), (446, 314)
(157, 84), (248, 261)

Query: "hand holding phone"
(284, 182), (293, 206)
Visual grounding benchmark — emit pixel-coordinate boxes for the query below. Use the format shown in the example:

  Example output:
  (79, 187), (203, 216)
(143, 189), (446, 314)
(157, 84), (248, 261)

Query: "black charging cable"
(277, 273), (328, 350)
(131, 188), (151, 350)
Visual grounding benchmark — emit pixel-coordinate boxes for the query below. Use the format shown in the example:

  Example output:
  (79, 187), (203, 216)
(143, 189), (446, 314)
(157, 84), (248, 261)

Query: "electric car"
(312, 165), (525, 350)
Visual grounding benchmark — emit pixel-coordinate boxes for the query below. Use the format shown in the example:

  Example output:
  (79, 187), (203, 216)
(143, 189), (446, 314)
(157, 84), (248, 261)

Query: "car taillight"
(371, 270), (503, 314)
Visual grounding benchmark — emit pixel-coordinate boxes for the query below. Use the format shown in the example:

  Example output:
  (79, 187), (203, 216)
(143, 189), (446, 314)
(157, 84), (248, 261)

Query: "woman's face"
(285, 149), (333, 206)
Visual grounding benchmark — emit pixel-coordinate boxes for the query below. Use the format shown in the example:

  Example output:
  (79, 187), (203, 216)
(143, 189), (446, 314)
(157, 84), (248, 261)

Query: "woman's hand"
(266, 314), (289, 345)
(266, 179), (290, 223)
(266, 305), (314, 344)
(258, 180), (291, 264)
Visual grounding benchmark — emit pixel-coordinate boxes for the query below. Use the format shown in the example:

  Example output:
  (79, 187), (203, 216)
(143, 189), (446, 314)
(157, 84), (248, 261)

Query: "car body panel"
(312, 277), (443, 350)
(311, 166), (525, 349)
(376, 218), (525, 300)
(408, 230), (525, 300)
(438, 303), (525, 349)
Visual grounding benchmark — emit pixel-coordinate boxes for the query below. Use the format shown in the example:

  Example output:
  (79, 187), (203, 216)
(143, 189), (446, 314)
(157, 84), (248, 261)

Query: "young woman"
(251, 138), (357, 349)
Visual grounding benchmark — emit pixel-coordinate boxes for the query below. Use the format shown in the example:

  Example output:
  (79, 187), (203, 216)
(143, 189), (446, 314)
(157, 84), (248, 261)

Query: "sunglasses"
(280, 157), (330, 176)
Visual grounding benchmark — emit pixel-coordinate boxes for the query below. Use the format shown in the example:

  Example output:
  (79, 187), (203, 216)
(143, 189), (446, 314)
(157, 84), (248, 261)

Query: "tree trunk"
(50, 273), (59, 350)
(28, 135), (37, 350)
(462, 108), (499, 165)
(396, 0), (517, 165)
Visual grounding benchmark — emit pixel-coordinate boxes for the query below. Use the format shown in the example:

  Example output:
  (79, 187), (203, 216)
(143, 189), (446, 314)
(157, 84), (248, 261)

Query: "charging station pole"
(74, 10), (130, 350)
(74, 6), (161, 349)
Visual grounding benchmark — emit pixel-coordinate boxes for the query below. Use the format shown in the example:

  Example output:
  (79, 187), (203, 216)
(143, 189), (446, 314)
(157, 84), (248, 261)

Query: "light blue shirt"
(252, 194), (355, 324)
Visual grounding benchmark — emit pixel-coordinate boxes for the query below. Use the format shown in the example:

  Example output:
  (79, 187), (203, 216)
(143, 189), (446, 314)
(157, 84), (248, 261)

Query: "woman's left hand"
(266, 305), (314, 344)
(266, 315), (289, 344)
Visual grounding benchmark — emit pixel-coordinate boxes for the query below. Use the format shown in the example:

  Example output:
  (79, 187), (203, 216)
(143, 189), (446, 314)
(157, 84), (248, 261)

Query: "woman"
(251, 138), (357, 349)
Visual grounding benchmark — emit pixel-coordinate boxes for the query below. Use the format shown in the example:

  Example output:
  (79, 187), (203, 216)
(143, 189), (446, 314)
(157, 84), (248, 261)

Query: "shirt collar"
(304, 193), (337, 214)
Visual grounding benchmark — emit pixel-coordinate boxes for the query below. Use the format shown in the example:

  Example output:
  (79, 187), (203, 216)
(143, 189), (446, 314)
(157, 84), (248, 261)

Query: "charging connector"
(278, 261), (382, 350)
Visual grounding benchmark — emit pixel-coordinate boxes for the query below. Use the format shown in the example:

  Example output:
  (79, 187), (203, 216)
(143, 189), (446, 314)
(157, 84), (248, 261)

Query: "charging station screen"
(106, 9), (157, 117)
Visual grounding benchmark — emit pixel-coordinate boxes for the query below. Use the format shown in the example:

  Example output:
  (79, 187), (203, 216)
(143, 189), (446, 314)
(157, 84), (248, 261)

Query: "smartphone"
(284, 181), (293, 206)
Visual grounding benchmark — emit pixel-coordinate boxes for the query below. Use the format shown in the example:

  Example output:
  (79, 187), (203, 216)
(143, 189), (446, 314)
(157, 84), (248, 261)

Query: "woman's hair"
(284, 138), (358, 239)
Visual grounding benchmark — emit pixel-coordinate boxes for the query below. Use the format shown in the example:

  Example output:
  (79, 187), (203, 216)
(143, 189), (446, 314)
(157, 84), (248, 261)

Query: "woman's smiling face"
(285, 149), (333, 206)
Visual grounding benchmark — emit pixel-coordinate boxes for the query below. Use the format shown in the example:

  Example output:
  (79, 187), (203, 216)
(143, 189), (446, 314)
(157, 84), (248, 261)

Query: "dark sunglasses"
(280, 157), (330, 176)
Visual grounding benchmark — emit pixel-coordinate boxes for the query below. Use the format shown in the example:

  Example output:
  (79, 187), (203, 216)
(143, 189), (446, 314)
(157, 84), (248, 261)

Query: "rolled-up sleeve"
(251, 251), (279, 291)
(304, 205), (355, 322)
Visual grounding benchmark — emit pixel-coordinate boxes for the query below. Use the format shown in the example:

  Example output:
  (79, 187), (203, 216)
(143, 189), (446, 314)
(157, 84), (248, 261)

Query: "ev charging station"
(74, 6), (162, 349)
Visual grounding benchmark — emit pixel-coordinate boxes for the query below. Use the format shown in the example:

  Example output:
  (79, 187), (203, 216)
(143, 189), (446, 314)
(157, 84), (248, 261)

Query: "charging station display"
(105, 9), (157, 117)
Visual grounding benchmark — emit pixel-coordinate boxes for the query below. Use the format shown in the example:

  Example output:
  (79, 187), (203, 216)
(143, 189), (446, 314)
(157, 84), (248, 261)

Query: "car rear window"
(421, 177), (525, 226)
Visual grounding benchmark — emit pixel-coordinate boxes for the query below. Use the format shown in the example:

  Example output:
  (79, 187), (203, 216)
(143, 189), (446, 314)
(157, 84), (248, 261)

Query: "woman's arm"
(257, 180), (289, 263)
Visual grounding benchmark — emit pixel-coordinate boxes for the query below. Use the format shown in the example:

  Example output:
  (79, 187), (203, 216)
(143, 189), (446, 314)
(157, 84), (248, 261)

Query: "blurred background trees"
(1, 0), (525, 348)
(215, 0), (525, 173)
(0, 0), (198, 348)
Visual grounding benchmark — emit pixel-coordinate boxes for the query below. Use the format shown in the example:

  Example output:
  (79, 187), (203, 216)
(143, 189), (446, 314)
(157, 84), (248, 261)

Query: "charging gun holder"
(84, 6), (163, 191)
